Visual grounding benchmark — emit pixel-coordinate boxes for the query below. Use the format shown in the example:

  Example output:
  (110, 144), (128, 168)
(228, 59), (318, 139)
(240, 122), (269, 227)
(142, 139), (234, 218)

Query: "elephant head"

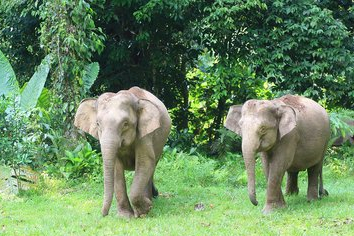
(225, 99), (297, 206)
(74, 88), (162, 215)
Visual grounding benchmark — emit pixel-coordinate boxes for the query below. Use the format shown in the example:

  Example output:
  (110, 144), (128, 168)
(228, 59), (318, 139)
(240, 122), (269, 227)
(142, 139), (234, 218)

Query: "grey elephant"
(225, 95), (330, 214)
(74, 86), (171, 218)
(332, 119), (354, 146)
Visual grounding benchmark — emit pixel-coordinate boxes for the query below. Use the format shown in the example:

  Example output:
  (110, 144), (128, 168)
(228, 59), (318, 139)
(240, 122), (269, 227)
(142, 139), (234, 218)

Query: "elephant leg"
(307, 163), (321, 201)
(130, 162), (155, 217)
(130, 139), (156, 217)
(114, 160), (134, 218)
(263, 169), (286, 214)
(143, 177), (154, 200)
(263, 137), (297, 214)
(261, 152), (269, 182)
(286, 171), (299, 195)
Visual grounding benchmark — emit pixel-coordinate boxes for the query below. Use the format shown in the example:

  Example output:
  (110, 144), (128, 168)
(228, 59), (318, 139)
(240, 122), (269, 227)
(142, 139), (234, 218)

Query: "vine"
(34, 0), (105, 131)
(35, 0), (105, 102)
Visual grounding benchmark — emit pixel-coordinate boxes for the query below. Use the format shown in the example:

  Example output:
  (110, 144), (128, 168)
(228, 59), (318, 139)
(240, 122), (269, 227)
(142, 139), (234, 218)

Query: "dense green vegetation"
(0, 0), (354, 234)
(1, 0), (353, 144)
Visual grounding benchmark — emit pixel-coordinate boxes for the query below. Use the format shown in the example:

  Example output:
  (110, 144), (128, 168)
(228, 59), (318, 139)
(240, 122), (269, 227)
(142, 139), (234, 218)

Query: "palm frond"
(82, 62), (99, 94)
(20, 54), (52, 110)
(0, 50), (19, 97)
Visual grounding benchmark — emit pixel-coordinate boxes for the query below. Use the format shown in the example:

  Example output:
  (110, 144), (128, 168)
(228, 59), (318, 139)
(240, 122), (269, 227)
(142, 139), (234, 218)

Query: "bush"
(0, 90), (103, 185)
(210, 128), (242, 157)
(325, 145), (354, 177)
(167, 127), (197, 152)
(0, 96), (47, 190)
(44, 141), (102, 181)
(63, 142), (102, 180)
(329, 109), (354, 145)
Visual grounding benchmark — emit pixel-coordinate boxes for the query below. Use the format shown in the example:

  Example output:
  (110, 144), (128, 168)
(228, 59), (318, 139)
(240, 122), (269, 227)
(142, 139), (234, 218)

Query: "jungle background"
(0, 0), (354, 235)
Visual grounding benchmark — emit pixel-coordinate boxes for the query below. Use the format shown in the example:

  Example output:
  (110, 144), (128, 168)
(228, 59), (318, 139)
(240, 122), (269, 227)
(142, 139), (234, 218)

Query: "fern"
(82, 62), (99, 94)
(0, 50), (19, 97)
(20, 54), (51, 110)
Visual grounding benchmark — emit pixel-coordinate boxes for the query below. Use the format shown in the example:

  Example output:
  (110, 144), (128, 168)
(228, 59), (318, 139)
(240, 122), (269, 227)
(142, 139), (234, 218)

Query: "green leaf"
(0, 49), (19, 97)
(20, 54), (52, 110)
(82, 62), (99, 94)
(37, 88), (51, 109)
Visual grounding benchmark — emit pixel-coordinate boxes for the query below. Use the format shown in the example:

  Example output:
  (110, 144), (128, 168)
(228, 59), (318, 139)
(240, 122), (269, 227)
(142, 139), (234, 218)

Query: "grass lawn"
(1, 151), (354, 236)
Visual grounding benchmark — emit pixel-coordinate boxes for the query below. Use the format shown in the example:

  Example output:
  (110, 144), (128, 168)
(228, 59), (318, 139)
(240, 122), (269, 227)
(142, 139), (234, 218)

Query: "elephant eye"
(123, 121), (129, 128)
(259, 126), (267, 134)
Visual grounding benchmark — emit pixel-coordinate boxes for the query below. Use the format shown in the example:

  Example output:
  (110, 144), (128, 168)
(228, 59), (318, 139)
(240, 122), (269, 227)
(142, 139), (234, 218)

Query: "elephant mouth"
(258, 143), (272, 152)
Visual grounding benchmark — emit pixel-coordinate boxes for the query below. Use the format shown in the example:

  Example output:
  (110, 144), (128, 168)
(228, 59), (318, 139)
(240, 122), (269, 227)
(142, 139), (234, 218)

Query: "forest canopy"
(1, 0), (354, 148)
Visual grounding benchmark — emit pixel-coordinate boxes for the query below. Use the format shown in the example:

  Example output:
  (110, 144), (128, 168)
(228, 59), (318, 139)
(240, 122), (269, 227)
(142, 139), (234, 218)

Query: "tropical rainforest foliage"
(0, 0), (354, 182)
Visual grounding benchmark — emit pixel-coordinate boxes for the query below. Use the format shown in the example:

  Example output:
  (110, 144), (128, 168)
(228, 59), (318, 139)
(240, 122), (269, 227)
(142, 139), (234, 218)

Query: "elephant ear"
(138, 99), (161, 139)
(225, 105), (243, 135)
(74, 99), (99, 139)
(277, 105), (297, 139)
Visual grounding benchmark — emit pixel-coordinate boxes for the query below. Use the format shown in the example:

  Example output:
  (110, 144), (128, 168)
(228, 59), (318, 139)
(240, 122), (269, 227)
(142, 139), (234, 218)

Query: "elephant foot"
(117, 209), (134, 218)
(131, 196), (152, 217)
(307, 191), (320, 201)
(285, 187), (299, 196)
(262, 202), (286, 215)
(307, 195), (319, 202)
(117, 203), (134, 218)
(101, 206), (110, 217)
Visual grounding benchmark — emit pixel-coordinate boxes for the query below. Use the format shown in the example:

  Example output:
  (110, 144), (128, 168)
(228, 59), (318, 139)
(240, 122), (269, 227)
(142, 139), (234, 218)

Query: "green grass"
(1, 150), (354, 236)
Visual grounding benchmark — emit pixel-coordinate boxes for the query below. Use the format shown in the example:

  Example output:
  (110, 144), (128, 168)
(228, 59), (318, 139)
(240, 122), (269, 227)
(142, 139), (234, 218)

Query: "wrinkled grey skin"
(225, 95), (330, 214)
(74, 87), (171, 218)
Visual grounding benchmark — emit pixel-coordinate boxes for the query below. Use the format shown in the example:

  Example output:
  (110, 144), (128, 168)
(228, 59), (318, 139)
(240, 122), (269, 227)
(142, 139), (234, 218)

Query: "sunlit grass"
(1, 150), (353, 236)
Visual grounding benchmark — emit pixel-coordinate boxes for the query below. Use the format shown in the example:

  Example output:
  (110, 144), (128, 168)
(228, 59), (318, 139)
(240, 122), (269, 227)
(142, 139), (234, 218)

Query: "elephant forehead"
(243, 100), (275, 113)
(98, 94), (136, 110)
(97, 110), (137, 127)
(112, 93), (137, 104)
(97, 100), (137, 122)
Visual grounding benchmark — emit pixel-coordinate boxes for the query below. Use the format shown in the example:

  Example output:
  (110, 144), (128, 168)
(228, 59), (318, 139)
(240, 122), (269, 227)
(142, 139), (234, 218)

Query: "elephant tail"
(319, 168), (329, 197)
(152, 182), (159, 198)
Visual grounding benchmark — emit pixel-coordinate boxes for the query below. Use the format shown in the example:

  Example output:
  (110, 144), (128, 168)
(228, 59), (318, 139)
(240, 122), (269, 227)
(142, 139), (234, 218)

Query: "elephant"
(225, 95), (330, 214)
(332, 119), (354, 146)
(74, 86), (171, 218)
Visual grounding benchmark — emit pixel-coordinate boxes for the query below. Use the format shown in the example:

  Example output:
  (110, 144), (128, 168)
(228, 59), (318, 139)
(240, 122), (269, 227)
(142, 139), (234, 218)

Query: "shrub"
(0, 97), (46, 191)
(167, 127), (197, 152)
(329, 109), (354, 145)
(210, 128), (242, 157)
(325, 145), (354, 177)
(45, 141), (102, 181)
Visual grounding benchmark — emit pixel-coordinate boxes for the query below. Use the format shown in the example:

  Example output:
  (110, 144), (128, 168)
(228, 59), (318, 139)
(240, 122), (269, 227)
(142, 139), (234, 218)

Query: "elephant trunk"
(242, 137), (259, 206)
(100, 139), (120, 216)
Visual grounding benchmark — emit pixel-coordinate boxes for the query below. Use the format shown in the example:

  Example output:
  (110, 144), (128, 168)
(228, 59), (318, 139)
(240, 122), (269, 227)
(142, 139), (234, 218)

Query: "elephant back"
(279, 94), (330, 143)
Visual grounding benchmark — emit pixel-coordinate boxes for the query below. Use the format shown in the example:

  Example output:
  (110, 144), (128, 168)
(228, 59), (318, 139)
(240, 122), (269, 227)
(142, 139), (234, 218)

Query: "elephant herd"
(74, 86), (331, 218)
